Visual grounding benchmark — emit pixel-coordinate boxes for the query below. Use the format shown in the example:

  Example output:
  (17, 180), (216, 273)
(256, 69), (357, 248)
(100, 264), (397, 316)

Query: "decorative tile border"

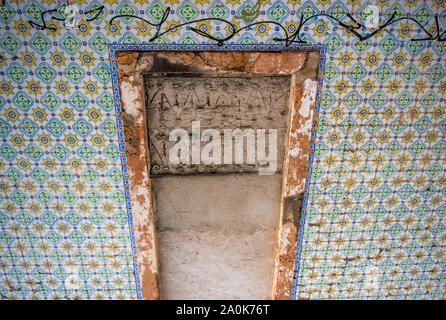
(108, 46), (142, 300)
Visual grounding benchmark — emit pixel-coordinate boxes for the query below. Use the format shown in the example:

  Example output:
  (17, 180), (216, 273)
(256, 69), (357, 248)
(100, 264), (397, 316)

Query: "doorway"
(145, 72), (291, 299)
(113, 49), (321, 299)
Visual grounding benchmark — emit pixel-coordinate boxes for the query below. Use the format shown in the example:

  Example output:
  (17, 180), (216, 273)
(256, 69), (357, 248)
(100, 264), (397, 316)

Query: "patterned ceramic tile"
(0, 0), (445, 299)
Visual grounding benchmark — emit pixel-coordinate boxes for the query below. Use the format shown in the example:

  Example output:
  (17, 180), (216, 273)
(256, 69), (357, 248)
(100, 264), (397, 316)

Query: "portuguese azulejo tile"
(0, 0), (445, 300)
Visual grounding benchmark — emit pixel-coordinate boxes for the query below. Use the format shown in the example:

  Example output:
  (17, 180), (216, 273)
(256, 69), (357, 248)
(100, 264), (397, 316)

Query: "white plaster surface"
(152, 173), (282, 300)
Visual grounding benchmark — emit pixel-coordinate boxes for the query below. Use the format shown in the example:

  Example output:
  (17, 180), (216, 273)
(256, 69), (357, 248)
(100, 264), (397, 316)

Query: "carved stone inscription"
(144, 74), (291, 175)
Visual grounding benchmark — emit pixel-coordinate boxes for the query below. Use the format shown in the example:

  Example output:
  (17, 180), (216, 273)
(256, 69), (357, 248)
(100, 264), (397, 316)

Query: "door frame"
(108, 43), (326, 299)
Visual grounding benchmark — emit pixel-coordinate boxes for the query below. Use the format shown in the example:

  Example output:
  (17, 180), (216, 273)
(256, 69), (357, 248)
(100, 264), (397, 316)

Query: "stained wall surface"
(153, 174), (282, 299)
(0, 0), (444, 300)
(145, 74), (290, 175)
(145, 72), (290, 299)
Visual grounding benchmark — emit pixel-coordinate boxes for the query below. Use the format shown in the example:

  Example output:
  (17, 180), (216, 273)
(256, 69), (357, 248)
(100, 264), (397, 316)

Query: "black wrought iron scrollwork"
(27, 5), (105, 31)
(26, 4), (446, 46)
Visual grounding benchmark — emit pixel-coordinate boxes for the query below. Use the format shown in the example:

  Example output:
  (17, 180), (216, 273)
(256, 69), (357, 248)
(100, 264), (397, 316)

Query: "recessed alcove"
(152, 174), (282, 299)
(115, 50), (320, 299)
(145, 72), (290, 299)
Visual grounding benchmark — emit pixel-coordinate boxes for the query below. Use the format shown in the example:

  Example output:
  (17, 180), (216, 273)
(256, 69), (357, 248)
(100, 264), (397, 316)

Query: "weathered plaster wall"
(117, 50), (314, 299)
(153, 174), (282, 300)
(143, 59), (317, 299)
(144, 74), (290, 175)
(118, 73), (160, 299)
(0, 0), (444, 300)
(277, 68), (319, 299)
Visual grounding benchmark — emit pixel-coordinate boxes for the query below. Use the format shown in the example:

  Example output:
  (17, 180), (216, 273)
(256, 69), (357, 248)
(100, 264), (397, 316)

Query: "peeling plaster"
(119, 73), (160, 299)
(299, 79), (317, 118)
(284, 79), (317, 198)
(280, 226), (291, 255)
(120, 77), (142, 119)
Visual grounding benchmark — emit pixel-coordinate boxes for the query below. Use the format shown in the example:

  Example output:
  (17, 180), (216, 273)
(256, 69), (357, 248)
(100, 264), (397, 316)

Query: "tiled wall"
(0, 0), (444, 299)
